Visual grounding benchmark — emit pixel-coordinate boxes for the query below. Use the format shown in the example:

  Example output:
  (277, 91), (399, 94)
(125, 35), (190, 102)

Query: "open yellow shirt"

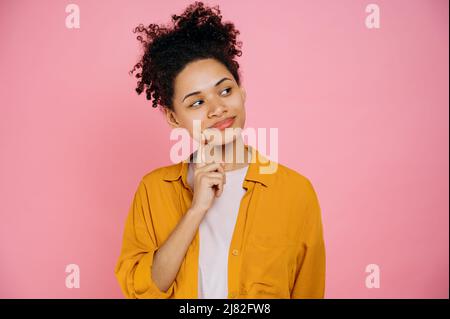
(114, 144), (326, 299)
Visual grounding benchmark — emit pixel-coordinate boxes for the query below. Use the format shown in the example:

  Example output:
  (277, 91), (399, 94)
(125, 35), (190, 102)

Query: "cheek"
(230, 94), (244, 107)
(233, 100), (246, 121)
(226, 96), (245, 117)
(182, 117), (205, 138)
(237, 114), (246, 128)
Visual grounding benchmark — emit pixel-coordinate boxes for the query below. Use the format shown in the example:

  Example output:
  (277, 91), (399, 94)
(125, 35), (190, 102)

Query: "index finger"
(195, 132), (208, 169)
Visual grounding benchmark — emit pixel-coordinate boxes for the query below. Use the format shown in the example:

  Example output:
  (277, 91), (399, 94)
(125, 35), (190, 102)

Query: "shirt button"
(232, 249), (239, 256)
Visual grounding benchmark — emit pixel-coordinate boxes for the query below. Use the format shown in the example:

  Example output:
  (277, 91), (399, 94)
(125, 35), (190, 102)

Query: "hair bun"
(130, 1), (243, 110)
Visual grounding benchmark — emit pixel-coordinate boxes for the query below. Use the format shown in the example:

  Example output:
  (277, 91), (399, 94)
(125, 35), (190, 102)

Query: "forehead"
(174, 58), (233, 96)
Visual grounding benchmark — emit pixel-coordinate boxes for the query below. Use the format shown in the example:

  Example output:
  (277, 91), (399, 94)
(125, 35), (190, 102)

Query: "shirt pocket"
(240, 238), (298, 298)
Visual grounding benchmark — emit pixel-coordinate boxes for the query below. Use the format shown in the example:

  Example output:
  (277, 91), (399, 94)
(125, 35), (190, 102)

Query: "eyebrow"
(182, 77), (232, 102)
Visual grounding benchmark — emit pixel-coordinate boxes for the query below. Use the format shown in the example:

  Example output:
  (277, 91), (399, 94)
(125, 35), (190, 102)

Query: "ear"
(164, 108), (179, 128)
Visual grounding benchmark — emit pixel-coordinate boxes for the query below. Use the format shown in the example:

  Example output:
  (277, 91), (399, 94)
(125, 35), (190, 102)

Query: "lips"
(210, 116), (236, 130)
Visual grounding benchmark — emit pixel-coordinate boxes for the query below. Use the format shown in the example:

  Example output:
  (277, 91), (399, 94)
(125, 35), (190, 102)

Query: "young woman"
(114, 1), (326, 299)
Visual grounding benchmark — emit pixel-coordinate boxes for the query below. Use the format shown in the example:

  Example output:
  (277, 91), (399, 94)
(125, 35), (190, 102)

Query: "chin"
(207, 136), (235, 146)
(202, 124), (243, 146)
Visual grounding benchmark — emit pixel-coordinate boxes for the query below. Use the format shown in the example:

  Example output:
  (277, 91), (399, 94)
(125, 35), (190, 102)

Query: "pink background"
(0, 0), (448, 298)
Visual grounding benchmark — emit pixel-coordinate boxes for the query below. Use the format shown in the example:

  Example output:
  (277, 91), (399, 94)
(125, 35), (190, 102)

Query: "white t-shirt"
(187, 149), (251, 299)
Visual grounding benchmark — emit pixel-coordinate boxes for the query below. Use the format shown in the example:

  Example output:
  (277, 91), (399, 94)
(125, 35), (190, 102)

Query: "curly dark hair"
(129, 1), (243, 111)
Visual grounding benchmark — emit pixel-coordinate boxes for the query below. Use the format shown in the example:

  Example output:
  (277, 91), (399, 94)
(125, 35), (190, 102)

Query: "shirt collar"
(163, 144), (275, 188)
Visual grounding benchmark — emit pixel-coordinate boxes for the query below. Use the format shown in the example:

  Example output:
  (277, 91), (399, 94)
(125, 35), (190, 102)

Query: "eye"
(190, 100), (203, 108)
(189, 88), (232, 108)
(221, 87), (232, 96)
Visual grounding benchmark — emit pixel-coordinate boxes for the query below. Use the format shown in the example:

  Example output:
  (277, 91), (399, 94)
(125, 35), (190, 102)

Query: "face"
(165, 58), (246, 146)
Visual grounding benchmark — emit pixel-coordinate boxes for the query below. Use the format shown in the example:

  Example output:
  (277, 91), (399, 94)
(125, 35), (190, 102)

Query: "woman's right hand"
(190, 133), (226, 215)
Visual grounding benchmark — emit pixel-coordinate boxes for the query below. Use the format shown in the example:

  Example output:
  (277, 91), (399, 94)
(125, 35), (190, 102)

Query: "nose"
(207, 101), (227, 118)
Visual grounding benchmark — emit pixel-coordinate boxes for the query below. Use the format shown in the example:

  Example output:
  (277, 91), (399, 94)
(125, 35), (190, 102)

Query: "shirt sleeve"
(114, 180), (176, 299)
(291, 179), (326, 299)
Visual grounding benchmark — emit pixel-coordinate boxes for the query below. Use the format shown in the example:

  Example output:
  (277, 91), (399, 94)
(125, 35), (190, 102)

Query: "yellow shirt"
(114, 144), (326, 299)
